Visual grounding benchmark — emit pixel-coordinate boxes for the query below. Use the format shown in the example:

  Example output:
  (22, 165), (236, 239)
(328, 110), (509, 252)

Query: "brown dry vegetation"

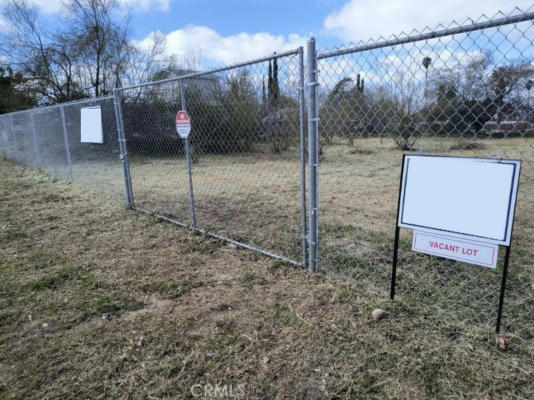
(1, 156), (534, 399)
(109, 137), (534, 332)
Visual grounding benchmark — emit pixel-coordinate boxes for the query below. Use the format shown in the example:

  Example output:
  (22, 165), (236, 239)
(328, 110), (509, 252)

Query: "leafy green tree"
(0, 66), (35, 113)
(320, 75), (369, 145)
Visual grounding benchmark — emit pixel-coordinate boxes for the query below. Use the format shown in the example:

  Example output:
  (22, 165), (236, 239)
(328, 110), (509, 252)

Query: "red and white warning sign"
(412, 231), (498, 268)
(176, 110), (191, 138)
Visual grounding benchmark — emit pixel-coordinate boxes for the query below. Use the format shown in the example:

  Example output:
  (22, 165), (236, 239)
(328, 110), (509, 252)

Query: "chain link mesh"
(119, 50), (306, 263)
(0, 8), (533, 339)
(0, 97), (124, 202)
(62, 97), (123, 200)
(317, 8), (534, 338)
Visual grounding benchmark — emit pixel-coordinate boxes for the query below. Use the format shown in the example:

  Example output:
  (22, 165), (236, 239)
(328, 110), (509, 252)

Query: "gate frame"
(113, 48), (308, 267)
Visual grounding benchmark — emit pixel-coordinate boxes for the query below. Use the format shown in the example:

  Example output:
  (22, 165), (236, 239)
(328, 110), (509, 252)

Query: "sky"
(0, 0), (532, 67)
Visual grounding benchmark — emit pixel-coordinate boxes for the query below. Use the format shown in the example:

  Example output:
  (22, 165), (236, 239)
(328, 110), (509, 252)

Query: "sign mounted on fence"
(390, 154), (522, 333)
(81, 106), (103, 144)
(176, 110), (191, 139)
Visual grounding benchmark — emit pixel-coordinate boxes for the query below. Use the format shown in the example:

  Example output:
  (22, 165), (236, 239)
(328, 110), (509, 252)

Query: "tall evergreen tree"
(262, 77), (266, 106)
(272, 54), (279, 104)
(356, 73), (364, 94)
(267, 60), (273, 105)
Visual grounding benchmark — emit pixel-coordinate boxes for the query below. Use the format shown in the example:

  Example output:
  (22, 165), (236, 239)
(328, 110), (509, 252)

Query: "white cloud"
(0, 0), (168, 14)
(0, 14), (8, 32)
(26, 0), (63, 13)
(118, 0), (169, 12)
(323, 0), (534, 42)
(0, 0), (63, 13)
(136, 26), (307, 66)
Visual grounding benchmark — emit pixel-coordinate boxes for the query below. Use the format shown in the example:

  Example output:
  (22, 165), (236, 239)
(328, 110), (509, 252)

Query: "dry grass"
(108, 137), (533, 333)
(1, 156), (534, 399)
(20, 136), (534, 334)
(316, 137), (534, 332)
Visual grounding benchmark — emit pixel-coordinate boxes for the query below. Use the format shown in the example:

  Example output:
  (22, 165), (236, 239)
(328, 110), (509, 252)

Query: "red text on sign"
(429, 240), (478, 256)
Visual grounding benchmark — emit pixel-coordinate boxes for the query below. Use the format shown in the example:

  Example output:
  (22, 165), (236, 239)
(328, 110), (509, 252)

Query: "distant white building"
(482, 120), (532, 132)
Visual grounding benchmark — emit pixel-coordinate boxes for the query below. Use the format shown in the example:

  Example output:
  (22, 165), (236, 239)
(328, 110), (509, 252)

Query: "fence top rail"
(1, 95), (114, 118)
(117, 47), (302, 92)
(317, 10), (534, 60)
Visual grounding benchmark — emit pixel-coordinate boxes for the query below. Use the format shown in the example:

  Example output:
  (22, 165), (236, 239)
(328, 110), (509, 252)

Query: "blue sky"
(128, 0), (332, 41)
(1, 0), (532, 67)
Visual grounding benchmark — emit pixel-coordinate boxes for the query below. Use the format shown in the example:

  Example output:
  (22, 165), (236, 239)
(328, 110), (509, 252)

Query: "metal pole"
(306, 38), (319, 273)
(390, 226), (400, 300)
(0, 117), (4, 155)
(118, 48), (300, 92)
(59, 106), (74, 182)
(390, 154), (406, 300)
(496, 245), (511, 334)
(317, 12), (534, 60)
(298, 46), (308, 269)
(9, 114), (16, 157)
(180, 80), (197, 228)
(112, 88), (134, 207)
(30, 111), (41, 167)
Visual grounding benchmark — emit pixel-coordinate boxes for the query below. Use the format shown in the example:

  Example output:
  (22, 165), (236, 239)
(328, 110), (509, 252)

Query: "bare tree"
(0, 0), (130, 102)
(64, 0), (131, 96)
(489, 62), (534, 123)
(0, 0), (80, 103)
(389, 72), (424, 150)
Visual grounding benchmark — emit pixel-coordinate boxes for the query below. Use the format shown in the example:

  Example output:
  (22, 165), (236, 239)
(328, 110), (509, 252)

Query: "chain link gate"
(115, 49), (308, 266)
(314, 9), (534, 338)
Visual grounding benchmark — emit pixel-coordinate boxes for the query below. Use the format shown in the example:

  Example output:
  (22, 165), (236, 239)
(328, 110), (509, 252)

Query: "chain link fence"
(316, 9), (534, 338)
(0, 8), (533, 340)
(116, 49), (307, 265)
(0, 97), (124, 202)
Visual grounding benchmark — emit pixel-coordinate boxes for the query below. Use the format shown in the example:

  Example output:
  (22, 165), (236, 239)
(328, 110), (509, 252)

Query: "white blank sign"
(398, 155), (520, 245)
(81, 106), (103, 143)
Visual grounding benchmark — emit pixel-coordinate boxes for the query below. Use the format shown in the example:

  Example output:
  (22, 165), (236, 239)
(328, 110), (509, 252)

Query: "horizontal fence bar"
(118, 48), (301, 91)
(2, 95), (114, 118)
(317, 11), (534, 59)
(133, 206), (302, 267)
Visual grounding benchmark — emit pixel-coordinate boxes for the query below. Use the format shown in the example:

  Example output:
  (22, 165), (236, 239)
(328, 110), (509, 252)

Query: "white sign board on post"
(398, 155), (520, 246)
(80, 106), (104, 144)
(391, 154), (521, 333)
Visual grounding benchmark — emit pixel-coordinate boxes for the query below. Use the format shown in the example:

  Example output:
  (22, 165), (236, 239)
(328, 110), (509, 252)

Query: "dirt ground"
(0, 157), (533, 399)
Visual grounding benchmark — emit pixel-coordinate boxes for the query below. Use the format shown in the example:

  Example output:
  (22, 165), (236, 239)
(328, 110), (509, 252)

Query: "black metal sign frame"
(390, 154), (521, 334)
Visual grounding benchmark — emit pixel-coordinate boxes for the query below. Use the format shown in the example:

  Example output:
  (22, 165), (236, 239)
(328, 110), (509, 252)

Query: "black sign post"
(389, 154), (406, 301)
(390, 154), (520, 334)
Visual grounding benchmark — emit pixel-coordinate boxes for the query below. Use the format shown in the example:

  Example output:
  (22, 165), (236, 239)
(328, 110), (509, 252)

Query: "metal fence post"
(298, 46), (308, 269)
(59, 106), (74, 182)
(0, 117), (4, 155)
(306, 38), (319, 273)
(112, 88), (134, 207)
(30, 111), (41, 166)
(9, 113), (16, 156)
(180, 80), (197, 228)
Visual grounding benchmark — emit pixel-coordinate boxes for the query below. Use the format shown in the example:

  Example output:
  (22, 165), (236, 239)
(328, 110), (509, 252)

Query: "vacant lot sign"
(391, 154), (521, 333)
